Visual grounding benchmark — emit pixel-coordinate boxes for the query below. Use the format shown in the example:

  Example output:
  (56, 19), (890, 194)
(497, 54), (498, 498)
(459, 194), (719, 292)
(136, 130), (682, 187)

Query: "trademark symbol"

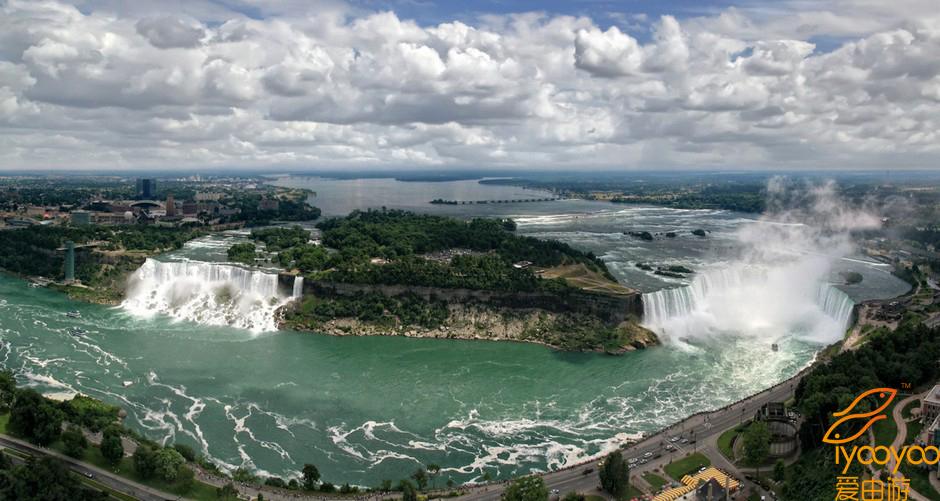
(902, 383), (911, 389)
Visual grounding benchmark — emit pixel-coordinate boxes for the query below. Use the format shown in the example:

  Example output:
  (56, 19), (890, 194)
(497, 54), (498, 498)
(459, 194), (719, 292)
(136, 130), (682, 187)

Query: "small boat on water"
(122, 381), (133, 388)
(66, 310), (81, 318)
(28, 283), (41, 288)
(771, 343), (779, 351)
(70, 327), (87, 336)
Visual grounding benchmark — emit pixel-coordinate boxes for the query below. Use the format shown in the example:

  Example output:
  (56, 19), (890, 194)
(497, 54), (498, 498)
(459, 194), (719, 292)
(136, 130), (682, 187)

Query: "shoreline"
(278, 296), (657, 354)
(282, 318), (659, 355)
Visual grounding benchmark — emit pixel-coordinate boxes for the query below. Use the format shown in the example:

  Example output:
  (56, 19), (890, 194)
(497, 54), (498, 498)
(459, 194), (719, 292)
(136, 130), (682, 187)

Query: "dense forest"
(254, 210), (616, 293)
(785, 323), (940, 499)
(316, 209), (610, 274)
(609, 188), (765, 213)
(0, 225), (205, 282)
(288, 292), (450, 329)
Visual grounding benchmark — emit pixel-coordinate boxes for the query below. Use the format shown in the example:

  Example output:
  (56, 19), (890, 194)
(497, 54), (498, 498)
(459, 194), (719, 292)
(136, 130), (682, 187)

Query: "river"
(0, 177), (910, 486)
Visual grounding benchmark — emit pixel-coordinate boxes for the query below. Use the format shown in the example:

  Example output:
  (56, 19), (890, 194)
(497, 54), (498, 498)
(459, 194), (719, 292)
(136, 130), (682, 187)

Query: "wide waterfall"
(642, 266), (855, 343)
(122, 259), (302, 333)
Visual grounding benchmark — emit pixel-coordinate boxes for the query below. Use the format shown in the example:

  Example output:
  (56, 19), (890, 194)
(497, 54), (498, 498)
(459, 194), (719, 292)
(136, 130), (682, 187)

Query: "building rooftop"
(925, 384), (940, 406)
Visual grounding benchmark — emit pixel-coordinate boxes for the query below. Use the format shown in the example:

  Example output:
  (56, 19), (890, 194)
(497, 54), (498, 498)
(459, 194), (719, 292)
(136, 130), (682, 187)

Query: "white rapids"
(642, 266), (854, 343)
(122, 259), (302, 333)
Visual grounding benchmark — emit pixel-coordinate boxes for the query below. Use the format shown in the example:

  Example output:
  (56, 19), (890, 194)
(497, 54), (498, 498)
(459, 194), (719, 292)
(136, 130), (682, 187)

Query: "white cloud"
(0, 0), (938, 170)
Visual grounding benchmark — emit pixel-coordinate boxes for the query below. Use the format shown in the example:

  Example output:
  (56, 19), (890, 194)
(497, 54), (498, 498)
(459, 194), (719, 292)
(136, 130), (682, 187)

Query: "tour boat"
(70, 327), (87, 336)
(66, 310), (81, 318)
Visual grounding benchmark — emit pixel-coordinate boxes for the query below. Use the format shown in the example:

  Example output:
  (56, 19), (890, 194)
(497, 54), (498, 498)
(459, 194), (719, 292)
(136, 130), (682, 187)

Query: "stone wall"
(277, 274), (642, 326)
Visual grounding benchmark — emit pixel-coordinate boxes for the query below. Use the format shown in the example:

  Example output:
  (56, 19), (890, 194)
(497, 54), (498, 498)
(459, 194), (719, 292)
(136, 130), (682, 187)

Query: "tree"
(232, 467), (259, 484)
(502, 475), (548, 501)
(302, 463), (320, 490)
(62, 425), (88, 458)
(562, 492), (584, 501)
(32, 403), (65, 446)
(217, 483), (240, 499)
(173, 443), (196, 461)
(133, 446), (158, 479)
(773, 459), (786, 481)
(411, 467), (428, 490)
(427, 463), (441, 488)
(400, 479), (417, 501)
(380, 478), (392, 492)
(265, 477), (287, 488)
(598, 450), (630, 496)
(100, 427), (124, 466)
(177, 466), (196, 491)
(741, 420), (771, 467)
(0, 370), (16, 410)
(0, 455), (105, 500)
(8, 389), (63, 445)
(154, 447), (185, 482)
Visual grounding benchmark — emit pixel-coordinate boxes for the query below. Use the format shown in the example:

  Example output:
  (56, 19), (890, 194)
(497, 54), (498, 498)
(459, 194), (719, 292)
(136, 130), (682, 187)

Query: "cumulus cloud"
(136, 16), (206, 49)
(0, 0), (938, 170)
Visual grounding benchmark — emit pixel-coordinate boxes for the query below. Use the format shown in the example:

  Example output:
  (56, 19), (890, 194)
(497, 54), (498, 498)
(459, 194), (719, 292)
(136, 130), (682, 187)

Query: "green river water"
(0, 177), (910, 485)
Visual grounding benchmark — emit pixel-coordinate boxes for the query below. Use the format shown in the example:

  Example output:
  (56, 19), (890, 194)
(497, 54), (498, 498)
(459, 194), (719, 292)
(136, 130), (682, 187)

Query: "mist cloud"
(645, 179), (877, 344)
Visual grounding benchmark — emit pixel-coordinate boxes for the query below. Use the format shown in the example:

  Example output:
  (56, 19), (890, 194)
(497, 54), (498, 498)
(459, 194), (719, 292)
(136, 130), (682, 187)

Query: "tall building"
(929, 415), (940, 478)
(165, 194), (176, 217)
(136, 178), (157, 198)
(71, 210), (91, 225)
(65, 241), (75, 282)
(923, 384), (940, 424)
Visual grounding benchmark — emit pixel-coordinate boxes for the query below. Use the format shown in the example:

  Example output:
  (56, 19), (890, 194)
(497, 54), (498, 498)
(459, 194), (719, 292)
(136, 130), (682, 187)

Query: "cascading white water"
(642, 265), (855, 343)
(122, 259), (293, 333)
(292, 276), (304, 298)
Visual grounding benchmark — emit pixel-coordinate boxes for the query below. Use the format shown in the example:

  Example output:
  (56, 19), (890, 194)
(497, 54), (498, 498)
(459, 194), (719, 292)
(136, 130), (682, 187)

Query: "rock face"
(277, 275), (657, 353)
(277, 275), (643, 324)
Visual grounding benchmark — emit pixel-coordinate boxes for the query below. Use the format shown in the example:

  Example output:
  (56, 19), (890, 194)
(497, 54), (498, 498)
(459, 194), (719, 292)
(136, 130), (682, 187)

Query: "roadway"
(0, 433), (176, 501)
(456, 366), (807, 501)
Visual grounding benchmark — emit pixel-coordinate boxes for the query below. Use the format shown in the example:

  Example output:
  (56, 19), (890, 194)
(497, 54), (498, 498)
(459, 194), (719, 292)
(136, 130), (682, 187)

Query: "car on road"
(639, 459), (648, 464)
(628, 464), (636, 469)
(582, 468), (594, 476)
(550, 489), (560, 494)
(643, 452), (652, 458)
(670, 437), (679, 442)
(82, 472), (93, 478)
(627, 457), (637, 463)
(680, 438), (689, 444)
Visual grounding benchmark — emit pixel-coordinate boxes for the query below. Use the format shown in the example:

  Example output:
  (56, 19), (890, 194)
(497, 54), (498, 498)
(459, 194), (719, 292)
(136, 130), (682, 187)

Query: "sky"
(0, 0), (938, 171)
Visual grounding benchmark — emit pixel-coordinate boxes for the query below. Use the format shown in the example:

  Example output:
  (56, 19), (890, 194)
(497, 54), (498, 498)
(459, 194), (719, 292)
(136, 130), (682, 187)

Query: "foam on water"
(121, 259), (301, 333)
(642, 265), (855, 343)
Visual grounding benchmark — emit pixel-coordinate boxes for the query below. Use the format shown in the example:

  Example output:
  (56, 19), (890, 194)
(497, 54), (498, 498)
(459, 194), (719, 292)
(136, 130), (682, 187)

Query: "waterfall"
(641, 266), (855, 343)
(122, 259), (292, 333)
(292, 276), (304, 298)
